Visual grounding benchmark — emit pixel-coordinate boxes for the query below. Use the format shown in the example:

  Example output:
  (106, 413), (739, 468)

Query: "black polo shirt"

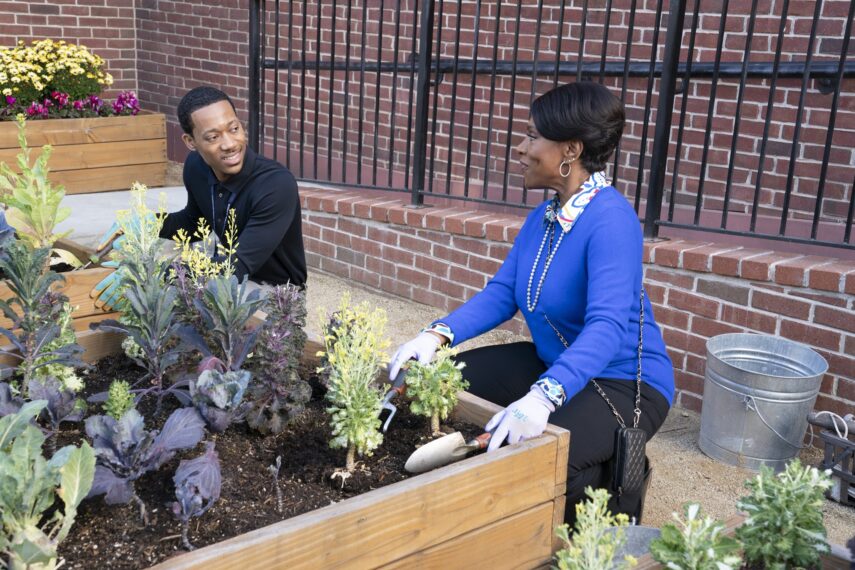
(160, 147), (307, 287)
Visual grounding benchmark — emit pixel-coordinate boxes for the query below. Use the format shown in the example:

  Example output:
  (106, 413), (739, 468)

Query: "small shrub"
(405, 346), (468, 434)
(103, 380), (135, 420)
(735, 459), (833, 569)
(649, 503), (742, 570)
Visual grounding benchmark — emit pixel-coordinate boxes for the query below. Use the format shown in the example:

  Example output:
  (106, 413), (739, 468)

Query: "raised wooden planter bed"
(68, 327), (571, 570)
(0, 111), (167, 195)
(0, 238), (119, 331)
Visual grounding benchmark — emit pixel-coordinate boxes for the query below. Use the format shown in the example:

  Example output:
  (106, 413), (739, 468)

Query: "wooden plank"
(152, 433), (560, 569)
(0, 112), (166, 148)
(70, 312), (121, 332)
(380, 501), (556, 569)
(57, 163), (167, 195)
(0, 139), (166, 173)
(75, 327), (124, 363)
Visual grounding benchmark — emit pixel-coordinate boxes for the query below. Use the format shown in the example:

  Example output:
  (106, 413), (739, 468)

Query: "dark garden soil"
(58, 354), (482, 569)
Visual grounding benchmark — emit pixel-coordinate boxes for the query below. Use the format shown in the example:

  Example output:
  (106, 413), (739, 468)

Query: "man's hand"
(485, 388), (555, 452)
(89, 260), (122, 310)
(388, 332), (443, 380)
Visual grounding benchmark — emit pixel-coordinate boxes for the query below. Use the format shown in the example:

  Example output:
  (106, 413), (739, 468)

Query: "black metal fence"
(249, 0), (855, 251)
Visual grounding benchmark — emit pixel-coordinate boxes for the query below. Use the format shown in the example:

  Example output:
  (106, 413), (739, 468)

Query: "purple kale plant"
(28, 375), (86, 454)
(171, 442), (221, 550)
(85, 407), (205, 525)
(189, 369), (251, 433)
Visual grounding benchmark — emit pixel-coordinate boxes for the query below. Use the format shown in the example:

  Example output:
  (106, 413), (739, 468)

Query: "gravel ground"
(306, 269), (855, 547)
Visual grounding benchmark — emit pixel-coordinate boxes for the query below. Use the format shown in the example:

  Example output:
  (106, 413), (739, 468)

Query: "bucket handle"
(743, 395), (804, 450)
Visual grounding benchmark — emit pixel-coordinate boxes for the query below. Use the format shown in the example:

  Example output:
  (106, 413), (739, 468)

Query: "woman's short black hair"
(177, 86), (237, 136)
(530, 82), (625, 173)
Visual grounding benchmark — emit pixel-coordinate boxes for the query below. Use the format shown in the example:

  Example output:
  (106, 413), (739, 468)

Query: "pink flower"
(4, 96), (14, 106)
(72, 100), (84, 111)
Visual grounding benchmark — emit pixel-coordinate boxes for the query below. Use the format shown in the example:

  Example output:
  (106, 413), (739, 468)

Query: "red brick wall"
(299, 184), (855, 416)
(0, 0), (138, 99)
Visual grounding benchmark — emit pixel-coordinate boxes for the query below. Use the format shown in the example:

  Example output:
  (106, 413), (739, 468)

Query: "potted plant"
(648, 503), (742, 569)
(0, 118), (119, 330)
(0, 39), (167, 194)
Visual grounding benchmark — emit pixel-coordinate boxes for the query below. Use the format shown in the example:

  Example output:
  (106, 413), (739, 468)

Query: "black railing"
(249, 0), (855, 251)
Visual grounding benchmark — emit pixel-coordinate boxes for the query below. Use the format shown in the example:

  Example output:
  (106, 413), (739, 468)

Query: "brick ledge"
(300, 186), (855, 295)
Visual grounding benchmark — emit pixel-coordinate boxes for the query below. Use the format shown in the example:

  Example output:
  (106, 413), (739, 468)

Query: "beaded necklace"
(524, 172), (608, 313)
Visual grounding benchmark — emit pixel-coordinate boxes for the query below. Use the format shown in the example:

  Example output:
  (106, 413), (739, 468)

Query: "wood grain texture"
(57, 164), (167, 195)
(0, 139), (166, 172)
(379, 502), (555, 569)
(0, 112), (166, 148)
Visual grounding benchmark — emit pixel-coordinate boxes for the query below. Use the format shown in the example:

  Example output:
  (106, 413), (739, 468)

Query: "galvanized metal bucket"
(699, 333), (828, 472)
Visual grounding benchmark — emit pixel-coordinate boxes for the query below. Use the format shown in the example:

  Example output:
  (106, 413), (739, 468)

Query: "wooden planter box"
(633, 515), (853, 569)
(0, 111), (167, 195)
(0, 238), (119, 331)
(68, 328), (571, 570)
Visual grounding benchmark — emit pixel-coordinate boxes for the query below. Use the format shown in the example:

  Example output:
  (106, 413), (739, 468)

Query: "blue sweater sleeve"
(541, 205), (641, 401)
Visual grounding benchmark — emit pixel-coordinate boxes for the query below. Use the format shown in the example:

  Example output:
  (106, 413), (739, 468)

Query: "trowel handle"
(468, 432), (492, 450)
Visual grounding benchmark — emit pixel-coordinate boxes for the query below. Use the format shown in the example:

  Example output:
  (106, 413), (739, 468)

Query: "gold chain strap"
(544, 290), (644, 429)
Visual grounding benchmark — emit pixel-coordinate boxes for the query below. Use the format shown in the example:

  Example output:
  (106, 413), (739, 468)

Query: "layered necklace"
(525, 172), (609, 313)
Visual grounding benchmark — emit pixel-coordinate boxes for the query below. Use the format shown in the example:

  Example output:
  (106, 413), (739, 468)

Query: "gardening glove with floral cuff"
(90, 260), (122, 310)
(388, 332), (443, 380)
(485, 387), (555, 452)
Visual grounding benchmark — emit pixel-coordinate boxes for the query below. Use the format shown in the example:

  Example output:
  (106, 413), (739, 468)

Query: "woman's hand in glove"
(388, 332), (443, 380)
(485, 388), (555, 452)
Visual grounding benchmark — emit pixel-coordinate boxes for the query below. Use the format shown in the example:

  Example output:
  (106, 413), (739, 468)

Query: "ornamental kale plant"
(171, 442), (221, 551)
(190, 369), (251, 433)
(103, 380), (135, 420)
(34, 301), (84, 392)
(735, 459), (833, 569)
(85, 406), (205, 525)
(246, 283), (311, 434)
(28, 375), (86, 453)
(649, 503), (742, 570)
(0, 116), (82, 267)
(0, 241), (83, 394)
(0, 382), (23, 417)
(319, 294), (390, 472)
(405, 346), (468, 435)
(0, 401), (95, 570)
(553, 487), (634, 570)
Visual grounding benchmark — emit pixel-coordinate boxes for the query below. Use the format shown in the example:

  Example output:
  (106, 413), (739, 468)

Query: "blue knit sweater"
(438, 186), (675, 405)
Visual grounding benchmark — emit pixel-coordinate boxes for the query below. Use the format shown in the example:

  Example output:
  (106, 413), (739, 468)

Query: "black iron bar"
(371, 0), (386, 186)
(634, 0), (665, 213)
(667, 0), (701, 223)
(779, 0), (823, 236)
(312, 1), (322, 177)
(462, 0), (484, 200)
(845, 175), (855, 243)
(599, 0), (613, 84)
(481, 0), (504, 200)
(643, 0), (687, 239)
(298, 0), (307, 176)
(575, 0), (587, 84)
(444, 1), (464, 196)
(342, 0), (354, 183)
(386, 0), (403, 188)
(554, 0), (568, 89)
(286, 0), (294, 165)
(721, 0), (760, 228)
(326, 0), (337, 180)
(403, 0), (421, 190)
(692, 0), (730, 225)
(427, 0), (445, 195)
(273, 0), (281, 162)
(357, 0), (369, 184)
(811, 0), (854, 239)
(248, 0), (261, 151)
(750, 0), (789, 233)
(612, 0), (637, 183)
(259, 0), (267, 152)
(528, 0), (545, 106)
(501, 1), (523, 203)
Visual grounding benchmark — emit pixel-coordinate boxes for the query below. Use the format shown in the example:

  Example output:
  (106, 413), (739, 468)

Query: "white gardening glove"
(486, 387), (555, 452)
(388, 332), (443, 380)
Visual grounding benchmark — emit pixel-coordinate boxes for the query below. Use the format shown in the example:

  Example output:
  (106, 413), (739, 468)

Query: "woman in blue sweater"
(389, 81), (673, 524)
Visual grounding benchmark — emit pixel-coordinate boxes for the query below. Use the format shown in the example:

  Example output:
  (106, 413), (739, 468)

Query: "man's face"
(182, 100), (247, 181)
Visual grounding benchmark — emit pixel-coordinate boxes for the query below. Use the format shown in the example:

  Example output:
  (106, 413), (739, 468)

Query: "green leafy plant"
(319, 293), (389, 472)
(649, 503), (742, 570)
(0, 241), (83, 394)
(246, 283), (310, 434)
(103, 380), (135, 420)
(0, 400), (95, 570)
(0, 116), (81, 267)
(553, 487), (635, 570)
(735, 459), (833, 569)
(33, 301), (83, 392)
(405, 346), (468, 435)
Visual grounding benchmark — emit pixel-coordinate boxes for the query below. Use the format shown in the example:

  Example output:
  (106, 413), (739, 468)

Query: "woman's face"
(515, 119), (567, 191)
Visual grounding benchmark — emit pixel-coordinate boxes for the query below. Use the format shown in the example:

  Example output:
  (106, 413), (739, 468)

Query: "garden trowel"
(379, 367), (409, 433)
(404, 431), (492, 473)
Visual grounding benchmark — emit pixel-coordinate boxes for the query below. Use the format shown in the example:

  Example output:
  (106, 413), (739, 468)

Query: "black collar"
(206, 146), (258, 195)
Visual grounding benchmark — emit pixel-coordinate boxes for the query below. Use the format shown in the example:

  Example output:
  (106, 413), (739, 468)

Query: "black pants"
(455, 342), (670, 526)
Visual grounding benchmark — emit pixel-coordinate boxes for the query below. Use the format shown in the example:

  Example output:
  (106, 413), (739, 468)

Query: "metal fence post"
(410, 0), (436, 206)
(248, 0), (262, 152)
(643, 0), (688, 239)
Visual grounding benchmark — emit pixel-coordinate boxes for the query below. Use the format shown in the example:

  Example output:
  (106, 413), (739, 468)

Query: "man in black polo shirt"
(92, 86), (306, 306)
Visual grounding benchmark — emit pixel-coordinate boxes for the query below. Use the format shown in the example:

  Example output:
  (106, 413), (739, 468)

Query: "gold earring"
(559, 159), (572, 178)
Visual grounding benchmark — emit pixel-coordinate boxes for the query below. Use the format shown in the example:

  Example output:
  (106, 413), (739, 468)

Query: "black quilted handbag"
(612, 426), (647, 495)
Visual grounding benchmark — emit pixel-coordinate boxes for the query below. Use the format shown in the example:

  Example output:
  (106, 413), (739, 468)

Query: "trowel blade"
(404, 431), (469, 474)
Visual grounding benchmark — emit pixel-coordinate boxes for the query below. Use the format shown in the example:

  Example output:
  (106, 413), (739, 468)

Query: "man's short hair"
(177, 86), (237, 136)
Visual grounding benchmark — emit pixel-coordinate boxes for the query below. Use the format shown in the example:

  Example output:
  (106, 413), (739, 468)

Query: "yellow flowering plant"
(0, 39), (140, 120)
